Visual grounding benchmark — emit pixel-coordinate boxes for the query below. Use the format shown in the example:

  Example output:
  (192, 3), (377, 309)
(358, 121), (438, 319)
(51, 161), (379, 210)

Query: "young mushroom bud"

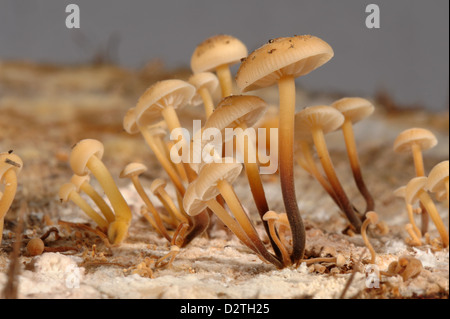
(191, 34), (248, 97)
(236, 35), (334, 264)
(0, 152), (23, 244)
(70, 139), (132, 244)
(405, 176), (448, 248)
(331, 97), (375, 212)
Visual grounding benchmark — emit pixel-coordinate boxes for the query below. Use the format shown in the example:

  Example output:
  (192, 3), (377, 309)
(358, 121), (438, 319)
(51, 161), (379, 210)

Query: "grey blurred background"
(0, 0), (448, 111)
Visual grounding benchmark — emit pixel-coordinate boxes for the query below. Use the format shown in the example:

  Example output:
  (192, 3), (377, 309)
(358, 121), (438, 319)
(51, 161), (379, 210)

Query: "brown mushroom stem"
(215, 64), (233, 97)
(0, 170), (17, 243)
(342, 120), (375, 212)
(206, 199), (259, 254)
(417, 190), (449, 248)
(278, 75), (306, 264)
(198, 87), (215, 118)
(130, 176), (172, 242)
(216, 179), (283, 268)
(406, 203), (422, 238)
(79, 182), (115, 223)
(311, 126), (362, 232)
(139, 127), (185, 195)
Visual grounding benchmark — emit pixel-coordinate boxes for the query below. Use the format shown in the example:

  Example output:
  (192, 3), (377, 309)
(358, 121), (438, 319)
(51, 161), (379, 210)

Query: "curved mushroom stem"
(0, 170), (18, 244)
(417, 190), (449, 248)
(154, 186), (190, 225)
(405, 223), (422, 246)
(130, 175), (172, 242)
(265, 216), (291, 266)
(66, 190), (109, 231)
(80, 182), (115, 224)
(198, 86), (215, 118)
(411, 143), (429, 234)
(139, 126), (186, 196)
(278, 75), (306, 264)
(361, 212), (378, 264)
(405, 203), (422, 238)
(217, 179), (283, 268)
(341, 120), (375, 212)
(215, 64), (233, 97)
(311, 126), (362, 232)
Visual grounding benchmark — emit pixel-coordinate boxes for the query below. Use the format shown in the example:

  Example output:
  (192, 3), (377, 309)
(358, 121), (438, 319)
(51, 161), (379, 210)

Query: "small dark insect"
(268, 39), (274, 43)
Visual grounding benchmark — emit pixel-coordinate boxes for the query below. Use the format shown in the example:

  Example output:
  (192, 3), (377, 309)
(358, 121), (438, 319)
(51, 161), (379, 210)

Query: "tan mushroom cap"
(405, 176), (428, 205)
(120, 162), (147, 179)
(426, 160), (449, 194)
(194, 160), (243, 200)
(295, 105), (344, 137)
(183, 182), (208, 216)
(393, 186), (407, 199)
(191, 35), (248, 74)
(59, 183), (77, 202)
(123, 107), (140, 134)
(70, 139), (104, 176)
(134, 79), (195, 127)
(70, 174), (90, 192)
(188, 72), (220, 106)
(365, 211), (379, 224)
(203, 95), (268, 138)
(236, 35), (334, 92)
(262, 210), (279, 221)
(393, 128), (437, 153)
(150, 178), (167, 194)
(331, 97), (375, 123)
(0, 152), (23, 180)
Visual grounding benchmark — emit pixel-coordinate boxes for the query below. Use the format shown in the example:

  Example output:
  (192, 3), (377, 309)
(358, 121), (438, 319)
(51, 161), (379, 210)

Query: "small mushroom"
(26, 238), (45, 256)
(58, 183), (109, 231)
(361, 211), (379, 264)
(331, 97), (375, 212)
(70, 139), (132, 244)
(393, 186), (422, 238)
(236, 35), (334, 264)
(188, 72), (220, 118)
(191, 34), (248, 97)
(263, 211), (291, 266)
(295, 105), (362, 232)
(405, 176), (448, 248)
(426, 160), (449, 201)
(387, 256), (423, 281)
(0, 152), (23, 244)
(404, 223), (422, 246)
(70, 174), (115, 223)
(120, 163), (172, 242)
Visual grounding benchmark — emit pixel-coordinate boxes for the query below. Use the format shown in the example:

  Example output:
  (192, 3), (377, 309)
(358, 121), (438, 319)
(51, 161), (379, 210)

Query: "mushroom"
(70, 174), (115, 223)
(58, 183), (109, 232)
(386, 256), (423, 281)
(394, 128), (437, 234)
(393, 186), (422, 239)
(191, 34), (248, 97)
(360, 211), (379, 264)
(120, 163), (172, 242)
(0, 152), (23, 244)
(404, 223), (422, 246)
(331, 97), (375, 212)
(262, 211), (291, 266)
(188, 72), (220, 118)
(295, 105), (362, 232)
(26, 238), (45, 256)
(426, 160), (449, 201)
(405, 176), (448, 248)
(69, 139), (132, 244)
(184, 160), (283, 268)
(236, 35), (334, 264)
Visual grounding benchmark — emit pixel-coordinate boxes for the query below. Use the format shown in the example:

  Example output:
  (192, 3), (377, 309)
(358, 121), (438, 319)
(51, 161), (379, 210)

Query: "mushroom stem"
(79, 182), (115, 223)
(361, 212), (378, 264)
(417, 190), (449, 248)
(65, 189), (109, 231)
(130, 176), (172, 242)
(139, 127), (185, 195)
(85, 156), (131, 225)
(266, 217), (291, 266)
(411, 143), (430, 234)
(311, 126), (362, 232)
(217, 179), (283, 268)
(278, 74), (305, 264)
(341, 120), (375, 212)
(154, 186), (190, 225)
(405, 224), (422, 246)
(215, 64), (233, 97)
(406, 203), (422, 238)
(166, 141), (188, 183)
(0, 169), (18, 243)
(198, 87), (215, 118)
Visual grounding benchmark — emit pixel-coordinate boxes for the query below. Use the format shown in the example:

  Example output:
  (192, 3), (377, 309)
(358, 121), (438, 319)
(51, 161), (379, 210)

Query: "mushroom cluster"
(393, 128), (448, 249)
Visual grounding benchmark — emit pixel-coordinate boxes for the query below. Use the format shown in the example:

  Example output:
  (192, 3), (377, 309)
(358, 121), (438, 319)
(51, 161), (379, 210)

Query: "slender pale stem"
(156, 188), (189, 224)
(217, 180), (283, 268)
(166, 141), (188, 183)
(267, 219), (291, 266)
(411, 143), (429, 235)
(0, 170), (18, 244)
(198, 87), (215, 118)
(68, 191), (109, 230)
(311, 127), (362, 232)
(81, 182), (115, 223)
(342, 120), (375, 212)
(406, 203), (422, 238)
(278, 75), (305, 264)
(215, 64), (233, 97)
(418, 190), (449, 248)
(361, 218), (376, 264)
(87, 156), (131, 224)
